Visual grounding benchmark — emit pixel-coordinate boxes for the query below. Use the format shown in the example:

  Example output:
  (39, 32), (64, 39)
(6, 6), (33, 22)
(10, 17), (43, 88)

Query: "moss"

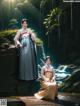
(35, 37), (43, 46)
(0, 29), (17, 37)
(0, 29), (43, 46)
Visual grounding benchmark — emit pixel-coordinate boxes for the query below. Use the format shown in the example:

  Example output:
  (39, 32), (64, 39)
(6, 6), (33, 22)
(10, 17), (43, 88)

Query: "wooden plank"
(19, 93), (80, 106)
(0, 93), (80, 106)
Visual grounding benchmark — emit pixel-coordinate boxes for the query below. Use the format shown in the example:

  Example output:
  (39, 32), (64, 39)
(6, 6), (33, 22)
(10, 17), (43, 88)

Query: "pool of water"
(55, 65), (72, 85)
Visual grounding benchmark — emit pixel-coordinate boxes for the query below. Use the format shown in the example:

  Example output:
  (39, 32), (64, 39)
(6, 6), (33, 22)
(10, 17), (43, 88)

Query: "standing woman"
(14, 19), (38, 81)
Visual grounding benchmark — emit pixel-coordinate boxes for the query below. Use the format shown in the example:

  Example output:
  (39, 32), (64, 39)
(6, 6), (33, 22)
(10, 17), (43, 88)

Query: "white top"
(14, 28), (36, 46)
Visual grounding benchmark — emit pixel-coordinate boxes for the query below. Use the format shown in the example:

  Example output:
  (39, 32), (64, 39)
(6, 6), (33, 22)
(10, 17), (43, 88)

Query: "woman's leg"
(34, 81), (58, 100)
(44, 82), (58, 100)
(34, 82), (49, 99)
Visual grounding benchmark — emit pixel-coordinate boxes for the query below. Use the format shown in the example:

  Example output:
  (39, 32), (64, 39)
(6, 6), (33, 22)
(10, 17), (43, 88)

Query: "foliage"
(0, 29), (17, 37)
(8, 19), (18, 28)
(9, 19), (18, 24)
(0, 29), (43, 46)
(43, 7), (62, 35)
(35, 37), (43, 46)
(0, 0), (41, 30)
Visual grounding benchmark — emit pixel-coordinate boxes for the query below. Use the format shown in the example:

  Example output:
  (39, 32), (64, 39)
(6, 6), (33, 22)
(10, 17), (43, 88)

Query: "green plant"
(43, 7), (62, 35)
(0, 29), (43, 46)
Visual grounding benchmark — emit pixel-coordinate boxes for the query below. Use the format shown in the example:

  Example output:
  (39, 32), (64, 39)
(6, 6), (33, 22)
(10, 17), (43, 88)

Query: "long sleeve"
(14, 30), (21, 47)
(29, 29), (36, 42)
(41, 67), (48, 81)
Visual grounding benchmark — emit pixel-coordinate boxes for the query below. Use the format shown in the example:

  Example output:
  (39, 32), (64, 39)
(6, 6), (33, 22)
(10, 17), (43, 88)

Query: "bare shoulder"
(27, 28), (34, 33)
(17, 29), (22, 33)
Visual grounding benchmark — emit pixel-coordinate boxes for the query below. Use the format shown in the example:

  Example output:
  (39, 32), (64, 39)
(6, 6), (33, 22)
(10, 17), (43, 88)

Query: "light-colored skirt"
(19, 36), (38, 81)
(34, 80), (58, 100)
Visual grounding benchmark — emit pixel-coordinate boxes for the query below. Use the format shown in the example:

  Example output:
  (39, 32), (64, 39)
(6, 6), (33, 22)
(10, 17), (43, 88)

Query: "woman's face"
(22, 21), (27, 29)
(46, 59), (51, 65)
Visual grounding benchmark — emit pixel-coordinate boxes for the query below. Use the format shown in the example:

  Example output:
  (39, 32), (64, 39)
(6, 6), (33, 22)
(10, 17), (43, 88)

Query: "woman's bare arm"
(29, 29), (36, 42)
(14, 30), (22, 47)
(41, 67), (49, 82)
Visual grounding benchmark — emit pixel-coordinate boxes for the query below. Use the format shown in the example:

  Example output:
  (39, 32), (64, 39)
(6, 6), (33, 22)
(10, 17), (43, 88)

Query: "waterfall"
(58, 14), (61, 41)
(71, 2), (73, 30)
(37, 44), (46, 78)
(41, 44), (46, 59)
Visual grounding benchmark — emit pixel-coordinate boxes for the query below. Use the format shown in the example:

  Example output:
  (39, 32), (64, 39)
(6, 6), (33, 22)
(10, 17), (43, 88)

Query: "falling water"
(41, 44), (46, 60)
(40, 0), (45, 21)
(71, 2), (73, 30)
(58, 14), (61, 41)
(37, 44), (46, 78)
(38, 0), (72, 84)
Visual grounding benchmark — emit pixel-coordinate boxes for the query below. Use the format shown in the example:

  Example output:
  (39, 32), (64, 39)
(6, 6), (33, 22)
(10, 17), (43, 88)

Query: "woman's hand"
(50, 79), (54, 82)
(44, 78), (50, 82)
(51, 76), (55, 82)
(16, 41), (23, 48)
(17, 44), (23, 48)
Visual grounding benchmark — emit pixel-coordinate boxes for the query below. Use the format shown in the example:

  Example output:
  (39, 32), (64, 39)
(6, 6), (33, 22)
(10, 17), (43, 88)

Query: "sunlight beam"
(4, 0), (15, 3)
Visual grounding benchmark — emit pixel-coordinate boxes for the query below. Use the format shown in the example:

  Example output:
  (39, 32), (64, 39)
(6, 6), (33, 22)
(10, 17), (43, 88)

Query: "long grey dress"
(14, 28), (38, 81)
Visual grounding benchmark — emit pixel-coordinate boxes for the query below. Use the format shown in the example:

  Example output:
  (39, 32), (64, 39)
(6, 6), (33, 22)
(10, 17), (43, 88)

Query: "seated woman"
(34, 56), (58, 100)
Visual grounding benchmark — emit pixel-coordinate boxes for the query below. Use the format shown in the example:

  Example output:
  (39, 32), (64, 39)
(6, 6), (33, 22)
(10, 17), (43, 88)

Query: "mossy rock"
(0, 29), (43, 47)
(59, 69), (80, 93)
(64, 69), (80, 84)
